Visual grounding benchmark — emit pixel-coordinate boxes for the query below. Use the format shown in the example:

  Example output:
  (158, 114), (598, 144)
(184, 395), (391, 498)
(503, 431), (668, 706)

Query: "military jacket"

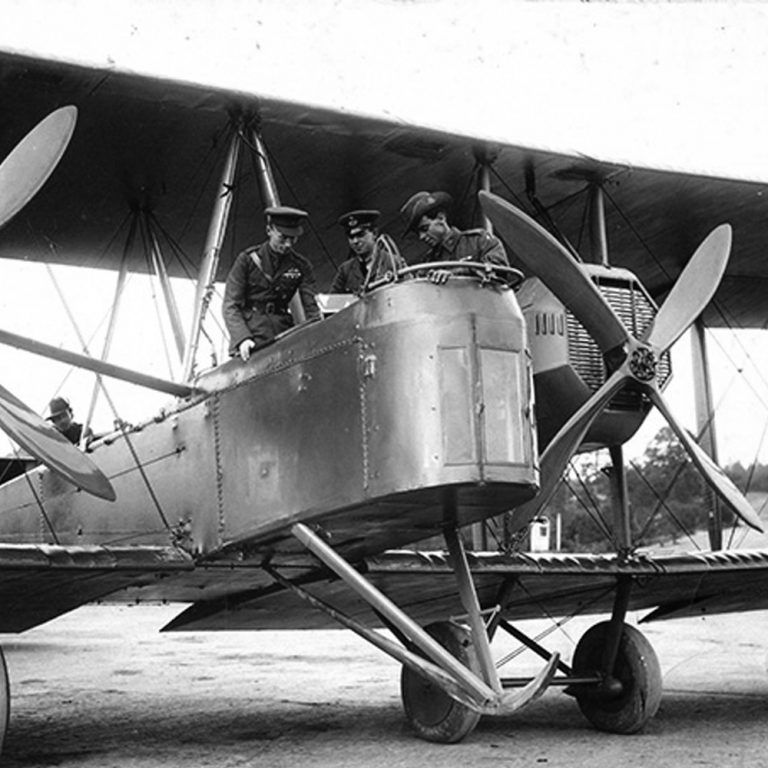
(223, 242), (320, 354)
(330, 248), (407, 294)
(426, 227), (509, 266)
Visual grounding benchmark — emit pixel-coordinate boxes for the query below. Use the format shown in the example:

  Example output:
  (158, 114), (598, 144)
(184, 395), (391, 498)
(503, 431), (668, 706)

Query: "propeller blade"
(649, 387), (762, 532)
(509, 369), (628, 530)
(643, 224), (732, 354)
(0, 106), (78, 230)
(0, 106), (114, 500)
(0, 384), (115, 501)
(479, 190), (629, 353)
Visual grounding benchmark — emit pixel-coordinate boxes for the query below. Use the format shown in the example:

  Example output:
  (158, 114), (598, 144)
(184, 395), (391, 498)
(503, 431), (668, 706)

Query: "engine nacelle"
(519, 264), (672, 451)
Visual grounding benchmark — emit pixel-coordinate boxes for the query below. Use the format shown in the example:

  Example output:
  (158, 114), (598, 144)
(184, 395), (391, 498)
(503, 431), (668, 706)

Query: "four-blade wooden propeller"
(479, 190), (762, 533)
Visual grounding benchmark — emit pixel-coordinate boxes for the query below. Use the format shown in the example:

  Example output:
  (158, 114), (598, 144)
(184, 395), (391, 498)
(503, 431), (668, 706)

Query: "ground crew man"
(46, 397), (93, 447)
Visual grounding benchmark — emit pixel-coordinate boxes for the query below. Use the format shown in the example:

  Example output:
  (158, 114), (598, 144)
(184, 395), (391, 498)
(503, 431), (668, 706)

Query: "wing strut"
(182, 119), (243, 382)
(247, 124), (307, 326)
(691, 319), (723, 549)
(83, 224), (133, 438)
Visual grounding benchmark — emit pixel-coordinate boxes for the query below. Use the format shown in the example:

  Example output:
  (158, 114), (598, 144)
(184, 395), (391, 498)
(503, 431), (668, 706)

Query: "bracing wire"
(140, 214), (177, 381)
(43, 257), (173, 534)
(564, 456), (614, 546)
(630, 459), (702, 550)
(247, 132), (339, 270)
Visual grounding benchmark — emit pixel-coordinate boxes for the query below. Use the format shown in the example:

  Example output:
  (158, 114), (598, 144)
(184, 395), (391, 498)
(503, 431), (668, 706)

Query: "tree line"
(547, 426), (766, 552)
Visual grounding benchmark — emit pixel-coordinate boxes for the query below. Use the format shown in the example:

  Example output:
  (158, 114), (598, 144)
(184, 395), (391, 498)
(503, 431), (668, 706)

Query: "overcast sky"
(1, 1), (768, 465)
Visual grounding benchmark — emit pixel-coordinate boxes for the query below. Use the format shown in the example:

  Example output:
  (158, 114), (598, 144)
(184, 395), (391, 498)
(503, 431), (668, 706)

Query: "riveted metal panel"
(217, 337), (364, 544)
(0, 279), (539, 563)
(0, 399), (221, 553)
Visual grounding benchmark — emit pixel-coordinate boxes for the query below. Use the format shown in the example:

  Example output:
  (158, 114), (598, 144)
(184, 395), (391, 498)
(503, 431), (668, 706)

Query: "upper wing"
(0, 51), (767, 327)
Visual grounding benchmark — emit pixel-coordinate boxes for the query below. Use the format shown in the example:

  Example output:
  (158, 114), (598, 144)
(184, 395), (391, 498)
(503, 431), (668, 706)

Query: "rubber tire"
(400, 621), (482, 743)
(571, 621), (662, 734)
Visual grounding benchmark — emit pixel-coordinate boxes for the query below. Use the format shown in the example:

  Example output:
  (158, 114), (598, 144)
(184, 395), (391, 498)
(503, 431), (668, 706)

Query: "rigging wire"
(174, 119), (234, 246)
(139, 214), (176, 381)
(43, 261), (173, 534)
(487, 164), (583, 259)
(706, 324), (768, 415)
(149, 211), (229, 368)
(10, 445), (60, 545)
(456, 158), (480, 223)
(487, 164), (528, 211)
(495, 583), (616, 669)
(42, 258), (126, 410)
(150, 212), (229, 331)
(601, 185), (672, 282)
(630, 459), (702, 550)
(563, 456), (614, 546)
(730, 419), (768, 548)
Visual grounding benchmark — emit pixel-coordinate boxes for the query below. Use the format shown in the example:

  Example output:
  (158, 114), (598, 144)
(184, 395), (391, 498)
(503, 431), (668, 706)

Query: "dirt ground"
(1, 604), (766, 767)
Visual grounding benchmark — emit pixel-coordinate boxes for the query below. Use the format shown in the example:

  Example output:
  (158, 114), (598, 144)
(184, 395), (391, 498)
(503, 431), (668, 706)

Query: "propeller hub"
(629, 347), (657, 382)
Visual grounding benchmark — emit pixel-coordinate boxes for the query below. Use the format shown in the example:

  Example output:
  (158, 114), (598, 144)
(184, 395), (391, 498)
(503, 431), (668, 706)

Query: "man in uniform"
(330, 209), (406, 293)
(46, 397), (93, 447)
(223, 206), (321, 362)
(400, 190), (509, 283)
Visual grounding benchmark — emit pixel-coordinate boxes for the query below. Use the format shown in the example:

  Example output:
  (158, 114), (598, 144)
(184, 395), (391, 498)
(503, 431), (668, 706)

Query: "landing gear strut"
(280, 483), (662, 741)
(564, 454), (662, 733)
(280, 517), (559, 743)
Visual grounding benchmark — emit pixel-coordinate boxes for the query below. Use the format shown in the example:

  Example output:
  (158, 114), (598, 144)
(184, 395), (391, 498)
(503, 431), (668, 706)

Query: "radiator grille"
(566, 275), (671, 410)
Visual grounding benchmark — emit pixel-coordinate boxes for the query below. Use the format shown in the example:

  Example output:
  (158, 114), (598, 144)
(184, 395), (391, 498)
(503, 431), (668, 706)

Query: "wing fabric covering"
(0, 544), (192, 632)
(155, 549), (768, 631)
(2, 53), (768, 327)
(1, 543), (766, 634)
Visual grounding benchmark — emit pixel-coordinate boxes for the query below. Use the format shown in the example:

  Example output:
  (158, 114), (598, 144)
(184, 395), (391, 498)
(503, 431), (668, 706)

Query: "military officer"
(400, 190), (509, 283)
(223, 206), (321, 362)
(330, 209), (406, 294)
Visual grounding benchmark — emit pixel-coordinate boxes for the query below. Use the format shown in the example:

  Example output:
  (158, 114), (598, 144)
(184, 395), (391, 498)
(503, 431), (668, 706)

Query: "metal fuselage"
(0, 278), (538, 565)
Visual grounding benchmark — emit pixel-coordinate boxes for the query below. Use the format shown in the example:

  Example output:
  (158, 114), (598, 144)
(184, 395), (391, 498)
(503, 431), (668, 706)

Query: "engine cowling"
(520, 264), (672, 452)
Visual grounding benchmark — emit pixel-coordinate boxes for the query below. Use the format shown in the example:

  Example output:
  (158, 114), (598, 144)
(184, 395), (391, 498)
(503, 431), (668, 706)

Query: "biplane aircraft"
(1, 46), (768, 753)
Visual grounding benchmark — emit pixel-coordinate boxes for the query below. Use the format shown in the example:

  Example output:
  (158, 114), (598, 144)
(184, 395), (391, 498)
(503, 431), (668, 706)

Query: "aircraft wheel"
(0, 646), (8, 755)
(400, 621), (481, 743)
(571, 621), (662, 734)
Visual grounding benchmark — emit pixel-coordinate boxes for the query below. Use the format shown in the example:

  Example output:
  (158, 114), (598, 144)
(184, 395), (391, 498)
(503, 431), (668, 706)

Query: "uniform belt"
(253, 301), (288, 315)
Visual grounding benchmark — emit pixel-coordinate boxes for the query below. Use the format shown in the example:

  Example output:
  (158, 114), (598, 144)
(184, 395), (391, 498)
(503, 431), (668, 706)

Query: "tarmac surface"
(1, 603), (766, 767)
